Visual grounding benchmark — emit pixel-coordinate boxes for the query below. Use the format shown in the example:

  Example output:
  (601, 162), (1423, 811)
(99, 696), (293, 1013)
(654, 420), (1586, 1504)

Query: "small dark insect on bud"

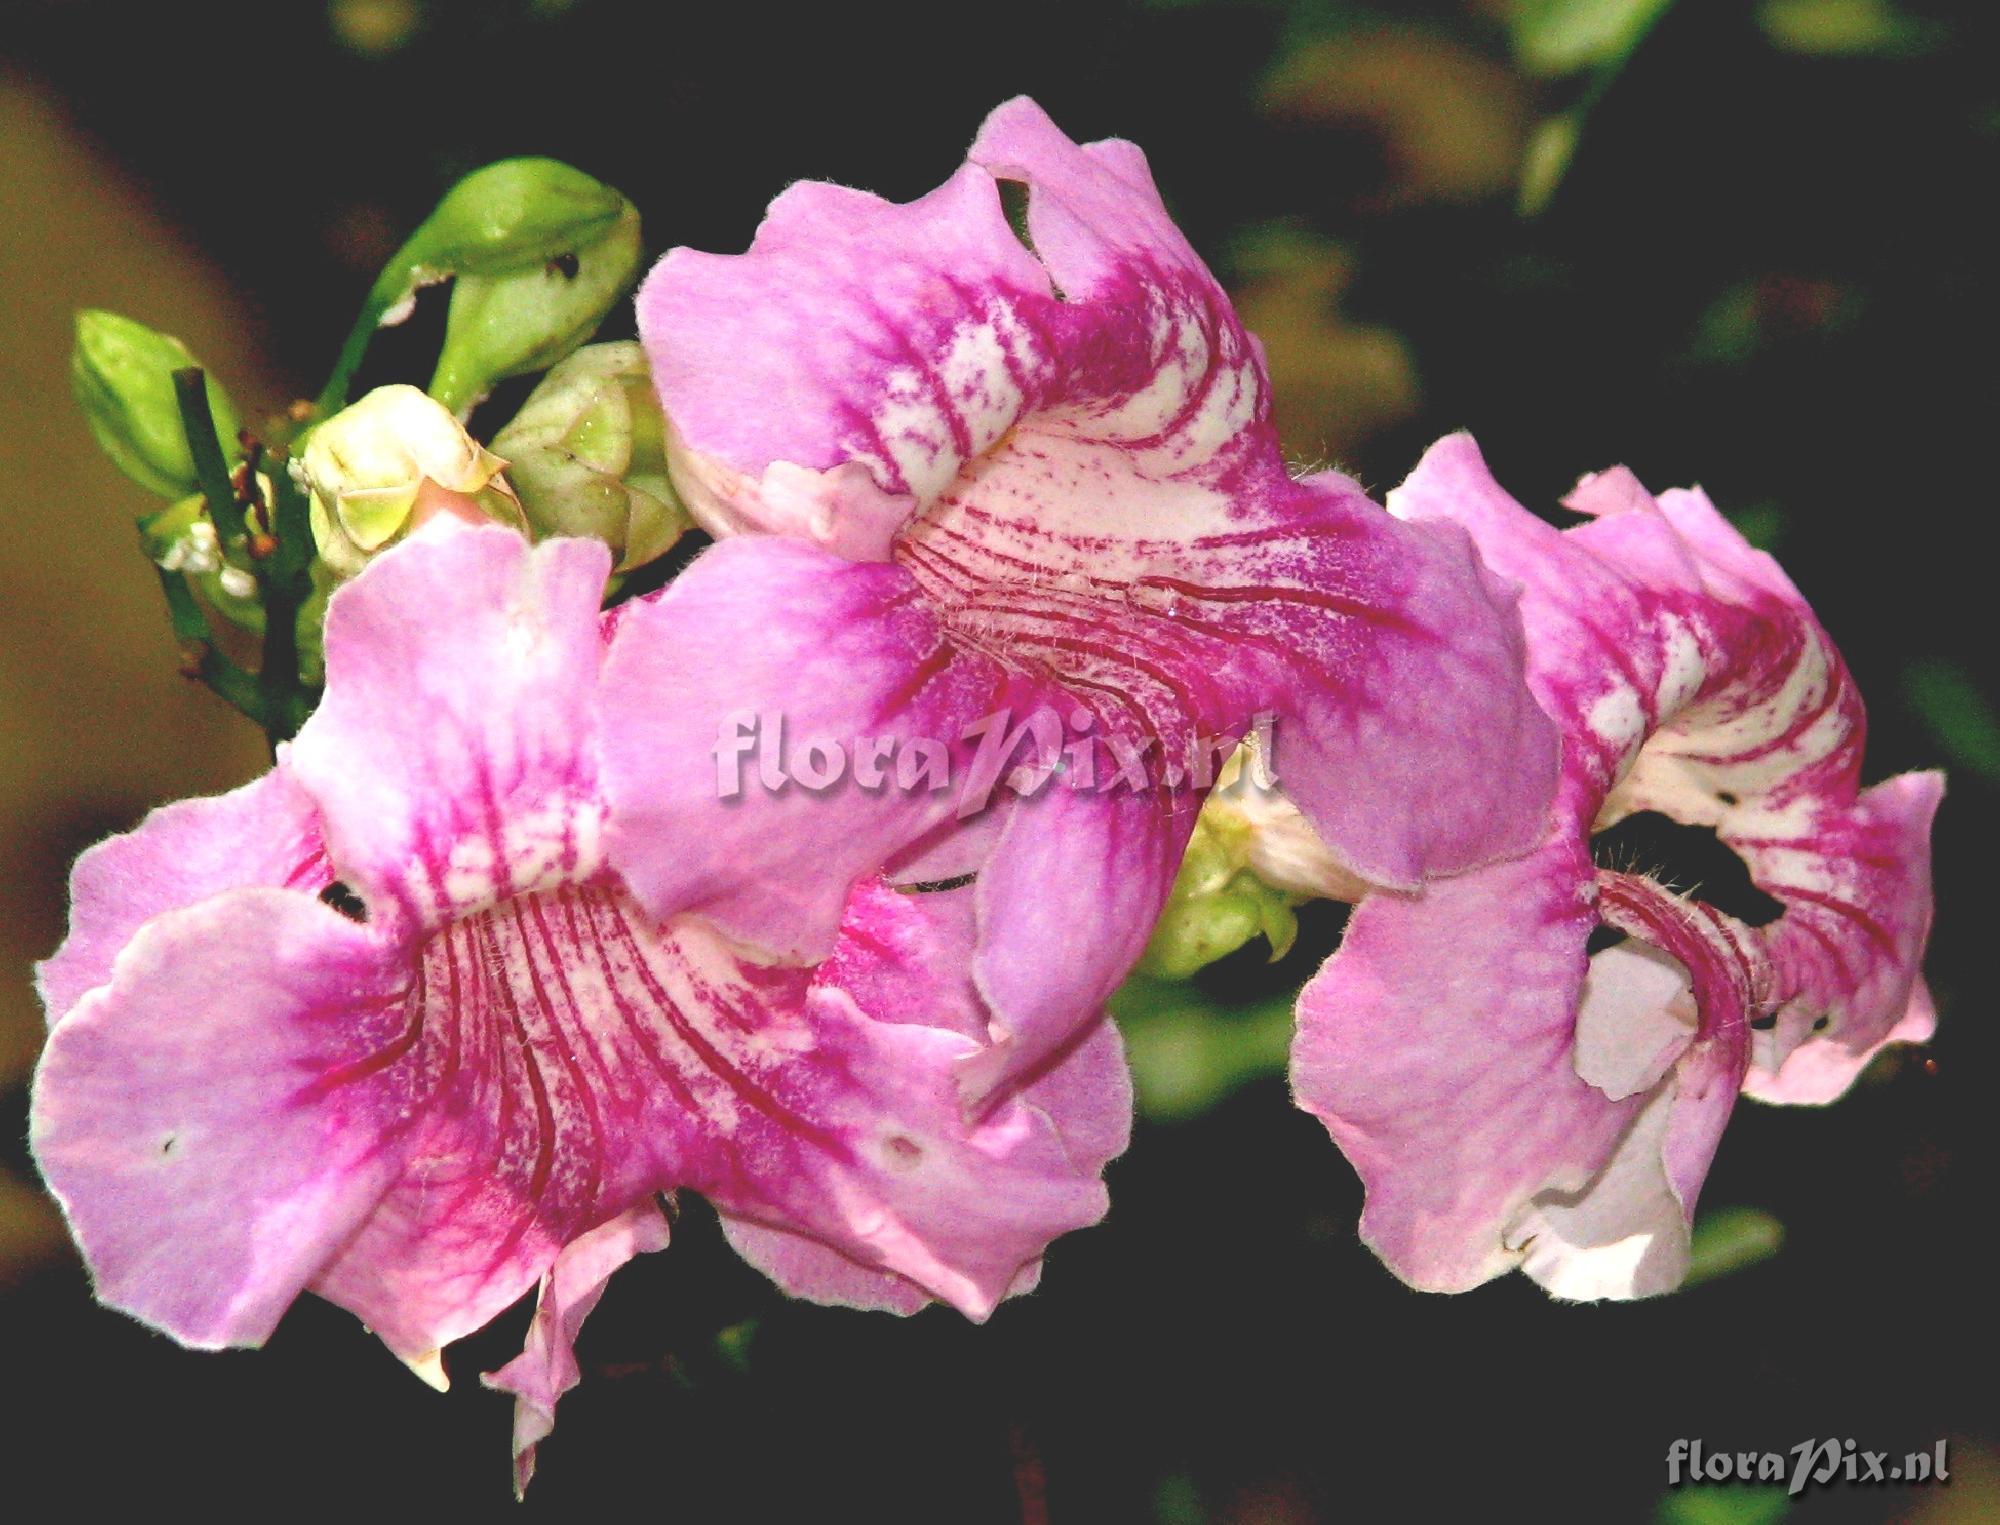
(318, 880), (368, 922)
(547, 251), (581, 280)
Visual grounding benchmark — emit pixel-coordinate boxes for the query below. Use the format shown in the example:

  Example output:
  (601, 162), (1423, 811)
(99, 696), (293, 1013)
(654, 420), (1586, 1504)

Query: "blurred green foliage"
(1684, 1206), (1786, 1287)
(1110, 976), (1295, 1122)
(1905, 658), (2000, 783)
(1656, 1485), (1793, 1525)
(1506, 0), (1676, 76)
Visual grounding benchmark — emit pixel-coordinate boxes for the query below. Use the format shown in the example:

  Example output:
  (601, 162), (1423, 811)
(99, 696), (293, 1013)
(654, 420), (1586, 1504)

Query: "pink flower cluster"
(30, 100), (1938, 1487)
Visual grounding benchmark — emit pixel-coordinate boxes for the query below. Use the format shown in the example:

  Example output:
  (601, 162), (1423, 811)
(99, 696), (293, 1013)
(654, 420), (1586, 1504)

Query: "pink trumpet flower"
(31, 523), (1128, 1492)
(1294, 435), (1941, 1300)
(616, 98), (1558, 1109)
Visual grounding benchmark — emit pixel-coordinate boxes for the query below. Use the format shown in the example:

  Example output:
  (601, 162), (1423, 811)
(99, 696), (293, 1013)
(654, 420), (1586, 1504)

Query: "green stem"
(152, 566), (266, 726)
(174, 365), (321, 747)
(172, 367), (247, 541)
(258, 465), (318, 745)
(312, 258), (417, 419)
(313, 298), (387, 421)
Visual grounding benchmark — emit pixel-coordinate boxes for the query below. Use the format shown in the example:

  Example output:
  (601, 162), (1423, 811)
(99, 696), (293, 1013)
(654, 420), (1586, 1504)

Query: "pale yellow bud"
(297, 384), (523, 576)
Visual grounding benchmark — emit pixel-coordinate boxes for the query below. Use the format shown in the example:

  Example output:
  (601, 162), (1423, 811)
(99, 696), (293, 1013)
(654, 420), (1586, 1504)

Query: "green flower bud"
(72, 310), (240, 498)
(298, 384), (523, 577)
(428, 200), (643, 416)
(396, 158), (630, 292)
(1203, 741), (1372, 904)
(1137, 812), (1302, 981)
(489, 342), (691, 572)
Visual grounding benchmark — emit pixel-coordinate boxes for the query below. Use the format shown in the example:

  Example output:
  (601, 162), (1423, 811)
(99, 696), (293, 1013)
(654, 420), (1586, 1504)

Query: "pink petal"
(1514, 872), (1761, 1300)
(482, 1202), (672, 1497)
(720, 1016), (1130, 1315)
(601, 535), (1033, 962)
(968, 96), (1204, 306)
(639, 159), (1050, 545)
(37, 865), (1119, 1383)
(718, 880), (1130, 1308)
(1388, 434), (1685, 795)
(30, 888), (406, 1347)
(640, 103), (1559, 904)
(708, 1012), (1108, 1315)
(1739, 770), (1945, 1102)
(287, 523), (614, 934)
(1291, 841), (1630, 1293)
(717, 1214), (934, 1317)
(1300, 431), (1938, 1299)
(1267, 476), (1560, 887)
(1294, 848), (1768, 1300)
(36, 767), (327, 1025)
(1393, 432), (1936, 1066)
(964, 783), (1193, 1108)
(333, 878), (1111, 1338)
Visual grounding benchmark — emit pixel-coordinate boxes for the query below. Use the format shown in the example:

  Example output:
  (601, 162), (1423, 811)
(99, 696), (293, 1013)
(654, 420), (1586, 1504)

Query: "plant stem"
(174, 365), (319, 748)
(258, 463), (318, 745)
(152, 565), (266, 726)
(172, 367), (247, 541)
(312, 260), (412, 420)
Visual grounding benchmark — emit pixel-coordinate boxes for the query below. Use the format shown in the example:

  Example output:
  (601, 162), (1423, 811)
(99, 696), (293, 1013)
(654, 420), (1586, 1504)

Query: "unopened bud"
(1204, 741), (1372, 903)
(395, 159), (630, 295)
(72, 311), (240, 498)
(428, 200), (643, 416)
(297, 384), (523, 577)
(488, 342), (691, 571)
(1138, 811), (1302, 981)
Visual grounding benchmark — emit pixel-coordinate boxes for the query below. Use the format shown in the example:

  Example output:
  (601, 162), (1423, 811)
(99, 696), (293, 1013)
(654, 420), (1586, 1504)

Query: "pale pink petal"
(600, 535), (1035, 962)
(1738, 770), (1945, 1102)
(29, 889), (406, 1347)
(1292, 835), (1769, 1301)
(1266, 477), (1559, 886)
(1750, 978), (1936, 1105)
(817, 879), (987, 1038)
(963, 784), (1193, 1108)
(1513, 874), (1760, 1300)
(1307, 432), (1938, 1301)
(312, 878), (1108, 1341)
(639, 103), (1559, 907)
(482, 1202), (672, 1497)
(717, 1214), (935, 1317)
(1393, 432), (1934, 1064)
(723, 879), (1129, 1306)
(287, 523), (613, 933)
(36, 767), (327, 1025)
(1388, 434), (1687, 795)
(1291, 842), (1632, 1293)
(968, 96), (1201, 304)
(638, 159), (1050, 544)
(720, 1016), (1129, 1314)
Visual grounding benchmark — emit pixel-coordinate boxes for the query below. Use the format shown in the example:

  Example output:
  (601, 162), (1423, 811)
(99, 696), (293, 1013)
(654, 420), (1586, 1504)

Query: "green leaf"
(1904, 658), (2000, 782)
(1507, 0), (1677, 77)
(1723, 502), (1786, 552)
(1110, 976), (1295, 1122)
(1684, 1205), (1784, 1286)
(1758, 0), (1945, 57)
(1655, 1485), (1792, 1525)
(1518, 110), (1583, 216)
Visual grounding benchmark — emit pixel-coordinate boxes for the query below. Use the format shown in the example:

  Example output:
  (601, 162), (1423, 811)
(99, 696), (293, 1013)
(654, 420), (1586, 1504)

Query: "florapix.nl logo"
(713, 706), (1279, 817)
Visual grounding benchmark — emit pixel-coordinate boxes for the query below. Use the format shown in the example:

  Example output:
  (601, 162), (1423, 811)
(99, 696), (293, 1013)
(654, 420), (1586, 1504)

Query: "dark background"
(1, 2), (1992, 1519)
